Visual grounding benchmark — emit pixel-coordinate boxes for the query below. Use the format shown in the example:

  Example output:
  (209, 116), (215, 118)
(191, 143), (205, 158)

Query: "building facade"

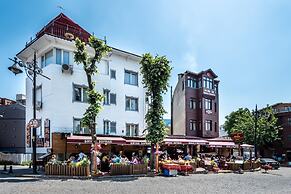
(16, 13), (147, 154)
(0, 103), (26, 153)
(271, 103), (291, 163)
(173, 69), (219, 138)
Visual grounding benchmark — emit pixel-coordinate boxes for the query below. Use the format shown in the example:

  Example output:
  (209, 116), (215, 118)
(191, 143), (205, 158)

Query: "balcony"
(36, 21), (90, 43)
(273, 107), (291, 114)
(203, 88), (216, 96)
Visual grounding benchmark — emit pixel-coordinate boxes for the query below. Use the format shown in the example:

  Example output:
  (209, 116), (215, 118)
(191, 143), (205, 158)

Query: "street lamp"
(8, 51), (50, 174)
(254, 104), (258, 159)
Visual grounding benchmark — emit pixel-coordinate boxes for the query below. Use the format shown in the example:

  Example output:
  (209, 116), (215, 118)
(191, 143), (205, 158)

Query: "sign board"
(44, 119), (50, 147)
(26, 124), (31, 147)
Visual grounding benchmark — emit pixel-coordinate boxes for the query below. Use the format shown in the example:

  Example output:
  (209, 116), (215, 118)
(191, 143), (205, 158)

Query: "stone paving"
(0, 166), (290, 194)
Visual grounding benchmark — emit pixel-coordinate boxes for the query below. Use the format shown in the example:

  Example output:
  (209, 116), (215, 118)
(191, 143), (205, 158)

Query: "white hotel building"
(16, 14), (147, 154)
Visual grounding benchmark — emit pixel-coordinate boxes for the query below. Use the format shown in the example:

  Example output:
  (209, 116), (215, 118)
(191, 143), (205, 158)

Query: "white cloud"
(181, 51), (199, 71)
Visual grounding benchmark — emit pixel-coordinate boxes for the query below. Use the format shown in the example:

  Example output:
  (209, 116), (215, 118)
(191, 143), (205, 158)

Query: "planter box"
(227, 163), (241, 171)
(132, 164), (147, 175)
(45, 164), (90, 176)
(243, 162), (251, 170)
(110, 164), (147, 175)
(110, 164), (132, 175)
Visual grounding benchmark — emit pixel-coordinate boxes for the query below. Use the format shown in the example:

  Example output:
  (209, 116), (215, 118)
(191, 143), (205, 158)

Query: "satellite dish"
(65, 32), (74, 40)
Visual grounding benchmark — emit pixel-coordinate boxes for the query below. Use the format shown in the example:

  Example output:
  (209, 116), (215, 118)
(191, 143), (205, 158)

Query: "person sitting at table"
(121, 155), (129, 164)
(184, 153), (192, 161)
(67, 155), (76, 164)
(131, 155), (139, 164)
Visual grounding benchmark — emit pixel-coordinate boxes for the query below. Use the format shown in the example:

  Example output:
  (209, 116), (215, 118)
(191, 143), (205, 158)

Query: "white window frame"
(124, 70), (138, 86)
(125, 96), (138, 111)
(73, 84), (88, 103)
(126, 123), (139, 136)
(56, 48), (70, 65)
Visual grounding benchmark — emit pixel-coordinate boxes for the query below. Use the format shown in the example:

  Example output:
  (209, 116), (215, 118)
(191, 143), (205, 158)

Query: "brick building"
(173, 69), (219, 138)
(270, 103), (291, 163)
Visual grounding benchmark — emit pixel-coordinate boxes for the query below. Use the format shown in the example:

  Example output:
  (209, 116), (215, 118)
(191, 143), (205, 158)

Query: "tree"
(140, 53), (172, 172)
(74, 35), (111, 171)
(224, 107), (280, 148)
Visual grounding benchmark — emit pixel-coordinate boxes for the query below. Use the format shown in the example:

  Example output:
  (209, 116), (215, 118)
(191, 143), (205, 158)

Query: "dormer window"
(187, 77), (196, 88)
(203, 77), (213, 89)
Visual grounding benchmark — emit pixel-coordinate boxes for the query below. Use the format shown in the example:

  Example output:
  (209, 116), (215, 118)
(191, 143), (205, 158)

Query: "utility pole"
(32, 51), (37, 174)
(254, 104), (258, 158)
(170, 86), (173, 135)
(8, 51), (50, 174)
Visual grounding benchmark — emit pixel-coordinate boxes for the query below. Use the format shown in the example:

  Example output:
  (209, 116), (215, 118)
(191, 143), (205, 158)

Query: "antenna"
(57, 5), (65, 12)
(104, 36), (107, 44)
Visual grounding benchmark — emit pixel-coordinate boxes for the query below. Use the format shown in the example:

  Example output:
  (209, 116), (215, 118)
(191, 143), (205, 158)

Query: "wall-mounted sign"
(28, 119), (40, 128)
(44, 119), (50, 147)
(26, 124), (31, 147)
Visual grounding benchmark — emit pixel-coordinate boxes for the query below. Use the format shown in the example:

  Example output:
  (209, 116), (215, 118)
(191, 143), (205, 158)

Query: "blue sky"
(1, 0), (291, 125)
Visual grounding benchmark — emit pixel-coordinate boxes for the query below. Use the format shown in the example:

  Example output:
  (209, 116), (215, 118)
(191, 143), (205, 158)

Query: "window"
(73, 85), (88, 103)
(73, 118), (89, 134)
(205, 98), (212, 110)
(110, 122), (116, 134)
(215, 103), (217, 112)
(215, 122), (217, 132)
(110, 69), (116, 79)
(41, 49), (53, 68)
(63, 51), (69, 65)
(56, 49), (62, 65)
(103, 89), (116, 105)
(104, 89), (110, 105)
(125, 70), (138, 86)
(126, 124), (139, 136)
(189, 120), (196, 131)
(103, 120), (110, 134)
(288, 118), (291, 126)
(126, 97), (138, 111)
(205, 120), (212, 131)
(104, 120), (116, 134)
(189, 98), (196, 109)
(199, 100), (202, 109)
(110, 93), (116, 105)
(203, 77), (213, 89)
(56, 48), (70, 65)
(187, 78), (196, 88)
(198, 78), (202, 88)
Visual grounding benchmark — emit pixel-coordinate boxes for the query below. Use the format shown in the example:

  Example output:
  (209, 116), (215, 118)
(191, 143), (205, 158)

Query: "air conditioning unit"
(62, 64), (73, 74)
(36, 101), (42, 110)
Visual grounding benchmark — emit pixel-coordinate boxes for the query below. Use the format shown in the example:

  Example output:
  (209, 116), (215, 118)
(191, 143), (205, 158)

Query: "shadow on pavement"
(0, 178), (41, 183)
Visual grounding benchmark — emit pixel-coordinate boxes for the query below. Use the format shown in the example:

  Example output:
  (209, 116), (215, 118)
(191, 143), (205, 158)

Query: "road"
(0, 167), (291, 194)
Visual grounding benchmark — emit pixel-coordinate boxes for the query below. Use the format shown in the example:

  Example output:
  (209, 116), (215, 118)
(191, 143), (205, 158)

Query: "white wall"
(24, 35), (146, 153)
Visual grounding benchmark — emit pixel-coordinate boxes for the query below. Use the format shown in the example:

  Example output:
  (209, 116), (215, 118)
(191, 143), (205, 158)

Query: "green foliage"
(224, 106), (280, 147)
(140, 53), (172, 144)
(74, 36), (111, 143)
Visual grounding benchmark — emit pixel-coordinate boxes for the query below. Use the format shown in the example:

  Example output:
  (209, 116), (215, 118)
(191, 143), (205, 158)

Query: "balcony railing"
(36, 21), (90, 43)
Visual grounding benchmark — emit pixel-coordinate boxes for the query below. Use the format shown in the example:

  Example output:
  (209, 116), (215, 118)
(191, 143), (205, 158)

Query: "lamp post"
(8, 51), (50, 174)
(254, 104), (258, 159)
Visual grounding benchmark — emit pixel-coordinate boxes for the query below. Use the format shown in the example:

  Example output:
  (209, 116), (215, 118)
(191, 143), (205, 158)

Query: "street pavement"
(0, 166), (291, 194)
